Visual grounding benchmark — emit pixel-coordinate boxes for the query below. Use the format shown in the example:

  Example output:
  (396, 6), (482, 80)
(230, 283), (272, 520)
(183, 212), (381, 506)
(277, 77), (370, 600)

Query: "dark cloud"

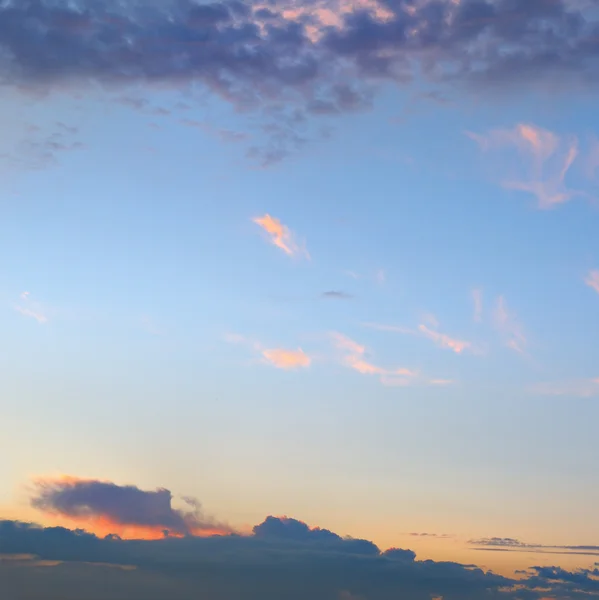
(0, 0), (598, 164)
(1, 517), (598, 599)
(470, 537), (599, 557)
(409, 532), (453, 538)
(322, 290), (354, 299)
(30, 478), (234, 537)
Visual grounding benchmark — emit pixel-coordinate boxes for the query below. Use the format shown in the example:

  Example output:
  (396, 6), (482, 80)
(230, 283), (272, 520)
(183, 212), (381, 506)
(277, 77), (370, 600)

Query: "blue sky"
(2, 1), (599, 593)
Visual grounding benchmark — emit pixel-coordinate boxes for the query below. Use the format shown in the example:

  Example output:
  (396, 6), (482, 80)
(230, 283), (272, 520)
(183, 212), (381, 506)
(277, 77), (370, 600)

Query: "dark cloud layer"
(471, 537), (599, 558)
(2, 1), (598, 124)
(31, 478), (234, 537)
(1, 518), (599, 600)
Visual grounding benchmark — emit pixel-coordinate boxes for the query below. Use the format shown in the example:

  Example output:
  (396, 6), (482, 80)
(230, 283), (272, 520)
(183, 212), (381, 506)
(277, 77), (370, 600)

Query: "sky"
(2, 0), (599, 598)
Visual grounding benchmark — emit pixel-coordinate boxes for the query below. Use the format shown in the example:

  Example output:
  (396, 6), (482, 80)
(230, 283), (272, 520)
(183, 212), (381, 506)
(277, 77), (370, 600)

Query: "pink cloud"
(493, 296), (527, 355)
(585, 270), (599, 295)
(467, 123), (581, 209)
(472, 289), (483, 323)
(262, 348), (311, 370)
(253, 214), (308, 258)
(418, 325), (470, 354)
(14, 292), (48, 324)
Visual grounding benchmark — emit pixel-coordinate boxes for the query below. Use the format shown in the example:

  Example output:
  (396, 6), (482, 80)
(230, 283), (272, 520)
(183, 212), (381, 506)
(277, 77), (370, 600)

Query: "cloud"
(330, 332), (419, 386)
(30, 476), (234, 540)
(585, 270), (599, 295)
(468, 124), (581, 209)
(493, 296), (527, 355)
(253, 214), (308, 258)
(363, 320), (472, 355)
(530, 378), (599, 398)
(472, 289), (483, 323)
(322, 290), (353, 300)
(14, 292), (48, 324)
(1, 513), (597, 600)
(471, 537), (599, 558)
(262, 348), (311, 370)
(418, 325), (471, 354)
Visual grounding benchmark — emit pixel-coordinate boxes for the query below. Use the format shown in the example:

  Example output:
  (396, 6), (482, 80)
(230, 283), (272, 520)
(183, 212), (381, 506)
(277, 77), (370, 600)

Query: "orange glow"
(262, 348), (311, 370)
(253, 214), (308, 258)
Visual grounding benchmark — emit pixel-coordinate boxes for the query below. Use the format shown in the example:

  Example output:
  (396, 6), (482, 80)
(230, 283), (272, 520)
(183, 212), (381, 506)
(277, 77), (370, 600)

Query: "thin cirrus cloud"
(472, 289), (483, 323)
(363, 320), (472, 355)
(330, 332), (419, 387)
(29, 476), (235, 540)
(585, 270), (599, 295)
(467, 123), (581, 209)
(493, 296), (527, 355)
(262, 348), (311, 370)
(530, 378), (599, 399)
(418, 325), (471, 355)
(253, 214), (309, 259)
(14, 291), (48, 324)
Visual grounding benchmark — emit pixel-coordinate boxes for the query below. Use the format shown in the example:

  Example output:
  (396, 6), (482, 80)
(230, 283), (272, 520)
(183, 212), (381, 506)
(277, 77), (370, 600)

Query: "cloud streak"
(253, 214), (308, 258)
(14, 292), (48, 324)
(468, 123), (581, 209)
(493, 296), (527, 355)
(585, 270), (599, 295)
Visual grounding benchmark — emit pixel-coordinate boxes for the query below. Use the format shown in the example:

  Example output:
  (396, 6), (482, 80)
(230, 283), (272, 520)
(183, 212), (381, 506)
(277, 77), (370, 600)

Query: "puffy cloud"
(253, 214), (308, 258)
(30, 476), (234, 539)
(1, 515), (597, 600)
(2, 1), (599, 162)
(262, 347), (311, 369)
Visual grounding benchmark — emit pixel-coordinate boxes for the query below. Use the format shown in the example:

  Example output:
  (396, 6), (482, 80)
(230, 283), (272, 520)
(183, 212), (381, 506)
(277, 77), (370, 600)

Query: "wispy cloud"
(363, 320), (471, 355)
(14, 292), (48, 324)
(375, 269), (386, 284)
(530, 378), (599, 398)
(585, 270), (599, 295)
(468, 123), (581, 209)
(418, 325), (471, 354)
(470, 536), (599, 558)
(262, 348), (311, 370)
(225, 333), (311, 371)
(330, 332), (418, 386)
(253, 214), (308, 258)
(472, 289), (483, 323)
(493, 296), (527, 355)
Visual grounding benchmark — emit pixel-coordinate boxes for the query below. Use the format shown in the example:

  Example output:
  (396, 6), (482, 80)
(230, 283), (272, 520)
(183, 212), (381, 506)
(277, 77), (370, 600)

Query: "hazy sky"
(1, 0), (599, 595)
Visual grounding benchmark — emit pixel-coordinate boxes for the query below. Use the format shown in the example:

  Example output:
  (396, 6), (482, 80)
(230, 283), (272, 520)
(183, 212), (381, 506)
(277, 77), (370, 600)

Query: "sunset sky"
(2, 0), (599, 598)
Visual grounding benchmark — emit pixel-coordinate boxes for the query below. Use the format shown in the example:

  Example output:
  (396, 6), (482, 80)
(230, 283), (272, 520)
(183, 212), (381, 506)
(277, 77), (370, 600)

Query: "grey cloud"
(1, 518), (598, 599)
(30, 478), (234, 537)
(0, 1), (598, 135)
(322, 290), (354, 299)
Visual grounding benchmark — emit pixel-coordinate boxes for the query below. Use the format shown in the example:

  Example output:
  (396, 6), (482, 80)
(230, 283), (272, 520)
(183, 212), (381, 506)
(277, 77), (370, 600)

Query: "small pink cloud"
(14, 292), (48, 324)
(418, 325), (471, 354)
(585, 270), (599, 295)
(253, 214), (309, 258)
(262, 348), (311, 370)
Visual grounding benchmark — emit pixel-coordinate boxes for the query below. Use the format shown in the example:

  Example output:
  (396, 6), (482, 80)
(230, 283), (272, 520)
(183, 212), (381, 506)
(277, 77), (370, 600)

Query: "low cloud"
(1, 512), (598, 600)
(471, 537), (599, 559)
(30, 476), (234, 540)
(262, 348), (311, 370)
(253, 214), (308, 258)
(468, 123), (581, 209)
